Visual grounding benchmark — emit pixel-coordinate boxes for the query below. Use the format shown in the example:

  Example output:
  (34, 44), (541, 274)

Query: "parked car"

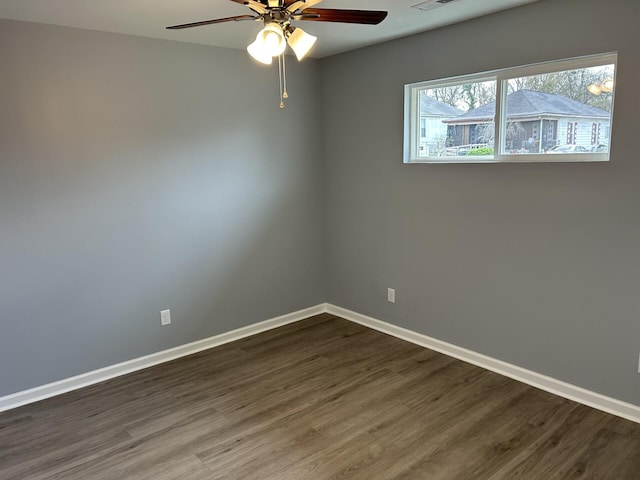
(590, 144), (608, 153)
(545, 145), (588, 154)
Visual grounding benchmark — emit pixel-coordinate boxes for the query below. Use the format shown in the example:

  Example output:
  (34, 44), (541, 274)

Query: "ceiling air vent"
(412, 0), (459, 12)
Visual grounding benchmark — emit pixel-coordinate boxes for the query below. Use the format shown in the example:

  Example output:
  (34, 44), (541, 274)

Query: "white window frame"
(404, 52), (617, 164)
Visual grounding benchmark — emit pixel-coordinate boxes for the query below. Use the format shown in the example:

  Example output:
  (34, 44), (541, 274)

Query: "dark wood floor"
(1, 314), (639, 479)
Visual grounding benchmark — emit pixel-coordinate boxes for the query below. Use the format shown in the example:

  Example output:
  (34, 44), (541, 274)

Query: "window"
(591, 123), (601, 145)
(567, 122), (576, 145)
(404, 53), (617, 163)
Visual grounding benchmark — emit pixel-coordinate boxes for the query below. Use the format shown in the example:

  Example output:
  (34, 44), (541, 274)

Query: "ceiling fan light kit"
(167, 0), (388, 108)
(246, 22), (316, 65)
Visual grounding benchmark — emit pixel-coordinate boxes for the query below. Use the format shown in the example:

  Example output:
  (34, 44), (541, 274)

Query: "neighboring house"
(418, 94), (464, 156)
(442, 90), (611, 153)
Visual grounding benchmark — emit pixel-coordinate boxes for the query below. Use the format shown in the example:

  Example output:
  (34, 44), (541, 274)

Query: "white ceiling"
(0, 0), (540, 58)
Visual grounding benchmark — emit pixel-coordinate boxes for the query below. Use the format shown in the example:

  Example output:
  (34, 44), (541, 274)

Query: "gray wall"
(0, 20), (325, 396)
(321, 0), (640, 405)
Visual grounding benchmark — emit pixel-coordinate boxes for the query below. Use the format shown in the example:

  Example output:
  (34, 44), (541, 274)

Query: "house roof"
(444, 89), (610, 124)
(420, 94), (465, 117)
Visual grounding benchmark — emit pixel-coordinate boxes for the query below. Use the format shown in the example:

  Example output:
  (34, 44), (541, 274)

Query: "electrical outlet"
(638, 353), (640, 373)
(387, 288), (395, 303)
(160, 309), (171, 326)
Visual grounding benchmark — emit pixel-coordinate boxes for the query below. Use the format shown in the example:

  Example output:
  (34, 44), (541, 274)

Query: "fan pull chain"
(282, 53), (288, 100)
(278, 54), (285, 109)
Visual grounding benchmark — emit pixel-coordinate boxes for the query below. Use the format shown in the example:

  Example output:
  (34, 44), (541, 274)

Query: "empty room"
(1, 0), (639, 478)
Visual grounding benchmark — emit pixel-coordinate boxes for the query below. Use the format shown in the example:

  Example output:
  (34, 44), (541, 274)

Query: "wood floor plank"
(1, 313), (639, 479)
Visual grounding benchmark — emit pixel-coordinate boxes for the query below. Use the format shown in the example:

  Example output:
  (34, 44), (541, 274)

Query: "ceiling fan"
(166, 0), (388, 107)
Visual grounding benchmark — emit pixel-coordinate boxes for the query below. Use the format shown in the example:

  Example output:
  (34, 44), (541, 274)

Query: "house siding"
(555, 117), (610, 148)
(419, 115), (450, 155)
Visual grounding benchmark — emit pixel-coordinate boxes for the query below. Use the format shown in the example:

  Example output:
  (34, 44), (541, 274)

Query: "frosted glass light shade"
(247, 39), (273, 65)
(257, 23), (286, 57)
(587, 83), (602, 95)
(287, 27), (317, 61)
(601, 78), (614, 92)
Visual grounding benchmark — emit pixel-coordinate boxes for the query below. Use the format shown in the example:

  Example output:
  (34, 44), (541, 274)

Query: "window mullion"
(494, 76), (503, 161)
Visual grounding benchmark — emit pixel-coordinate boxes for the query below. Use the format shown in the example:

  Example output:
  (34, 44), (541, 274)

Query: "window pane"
(501, 64), (615, 155)
(417, 80), (496, 158)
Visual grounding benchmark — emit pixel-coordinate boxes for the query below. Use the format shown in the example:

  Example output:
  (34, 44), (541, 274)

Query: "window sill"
(405, 153), (610, 164)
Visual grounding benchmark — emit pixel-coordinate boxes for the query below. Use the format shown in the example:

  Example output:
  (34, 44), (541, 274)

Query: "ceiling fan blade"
(228, 0), (268, 15)
(166, 15), (259, 30)
(295, 8), (388, 25)
(286, 0), (324, 13)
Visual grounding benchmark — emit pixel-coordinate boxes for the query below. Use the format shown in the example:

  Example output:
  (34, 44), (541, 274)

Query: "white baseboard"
(4, 302), (639, 425)
(326, 303), (640, 424)
(0, 304), (327, 413)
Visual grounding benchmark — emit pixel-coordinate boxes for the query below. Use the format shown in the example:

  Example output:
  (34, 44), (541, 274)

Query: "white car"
(545, 145), (588, 154)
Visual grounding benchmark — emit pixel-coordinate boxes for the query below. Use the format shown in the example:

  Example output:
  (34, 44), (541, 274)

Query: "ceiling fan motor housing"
(265, 9), (291, 25)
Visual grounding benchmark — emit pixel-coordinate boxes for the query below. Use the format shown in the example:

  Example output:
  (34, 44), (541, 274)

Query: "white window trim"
(404, 52), (618, 164)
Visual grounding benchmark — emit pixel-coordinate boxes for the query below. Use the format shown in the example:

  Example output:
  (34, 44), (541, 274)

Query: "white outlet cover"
(387, 288), (396, 303)
(160, 309), (171, 326)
